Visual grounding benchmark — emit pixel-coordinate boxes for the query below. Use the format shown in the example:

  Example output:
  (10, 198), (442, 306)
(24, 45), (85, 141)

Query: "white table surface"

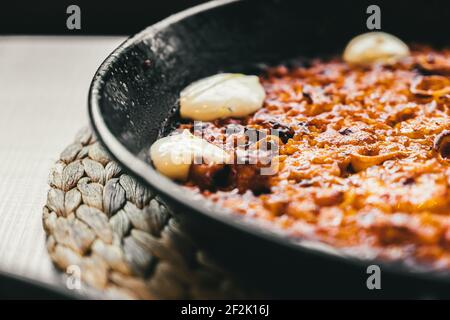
(0, 36), (126, 286)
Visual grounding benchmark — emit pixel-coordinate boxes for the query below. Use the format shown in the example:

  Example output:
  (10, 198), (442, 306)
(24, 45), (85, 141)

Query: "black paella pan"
(89, 0), (450, 298)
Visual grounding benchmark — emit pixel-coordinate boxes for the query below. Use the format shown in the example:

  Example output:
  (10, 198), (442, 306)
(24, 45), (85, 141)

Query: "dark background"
(1, 0), (448, 37)
(0, 0), (208, 35)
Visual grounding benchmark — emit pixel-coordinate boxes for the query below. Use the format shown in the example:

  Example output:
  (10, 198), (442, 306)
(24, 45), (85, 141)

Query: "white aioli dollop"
(150, 130), (229, 181)
(180, 73), (266, 121)
(343, 32), (410, 65)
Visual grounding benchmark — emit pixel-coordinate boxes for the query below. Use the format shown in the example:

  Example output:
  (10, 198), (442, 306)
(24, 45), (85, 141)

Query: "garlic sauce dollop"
(180, 73), (265, 121)
(343, 32), (410, 65)
(150, 130), (230, 181)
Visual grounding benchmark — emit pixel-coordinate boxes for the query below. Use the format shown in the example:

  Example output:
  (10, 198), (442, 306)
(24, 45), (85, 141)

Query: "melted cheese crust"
(180, 47), (450, 270)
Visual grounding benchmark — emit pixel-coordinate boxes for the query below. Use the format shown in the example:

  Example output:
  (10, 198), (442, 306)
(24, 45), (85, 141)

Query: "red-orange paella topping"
(180, 46), (450, 270)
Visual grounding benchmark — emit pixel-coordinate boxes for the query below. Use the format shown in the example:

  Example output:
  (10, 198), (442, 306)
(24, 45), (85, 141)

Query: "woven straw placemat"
(42, 127), (248, 299)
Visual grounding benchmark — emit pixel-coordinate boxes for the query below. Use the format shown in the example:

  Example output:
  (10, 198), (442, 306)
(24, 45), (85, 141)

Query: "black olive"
(302, 91), (313, 104)
(403, 177), (415, 185)
(212, 165), (232, 189)
(264, 120), (294, 143)
(339, 128), (353, 135)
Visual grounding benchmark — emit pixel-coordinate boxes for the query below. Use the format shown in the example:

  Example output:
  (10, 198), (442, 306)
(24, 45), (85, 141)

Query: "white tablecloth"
(0, 36), (126, 286)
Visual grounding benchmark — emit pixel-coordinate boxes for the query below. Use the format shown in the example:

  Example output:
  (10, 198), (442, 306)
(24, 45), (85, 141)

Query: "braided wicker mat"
(43, 127), (249, 299)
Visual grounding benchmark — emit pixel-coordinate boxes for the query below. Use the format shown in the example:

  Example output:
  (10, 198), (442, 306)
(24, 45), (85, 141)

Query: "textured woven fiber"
(43, 127), (246, 299)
